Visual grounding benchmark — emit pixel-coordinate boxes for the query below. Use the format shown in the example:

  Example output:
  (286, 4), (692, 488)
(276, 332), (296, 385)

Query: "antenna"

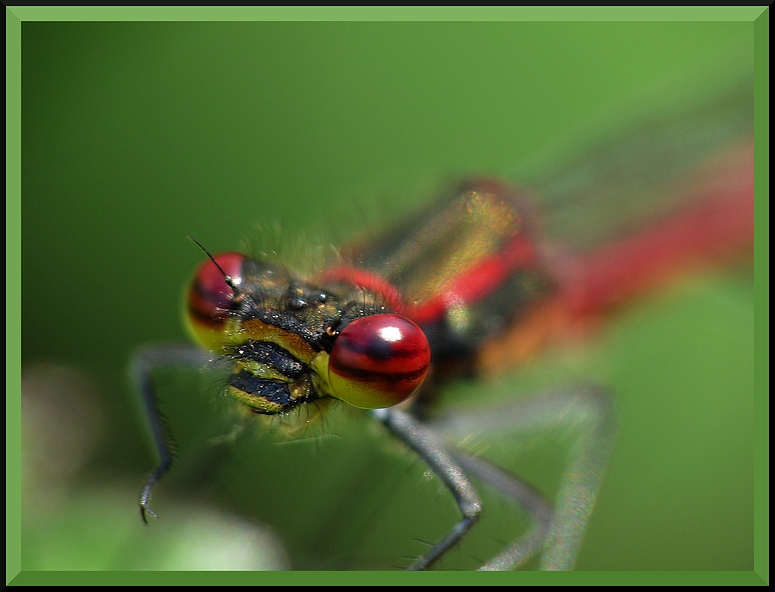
(187, 236), (240, 292)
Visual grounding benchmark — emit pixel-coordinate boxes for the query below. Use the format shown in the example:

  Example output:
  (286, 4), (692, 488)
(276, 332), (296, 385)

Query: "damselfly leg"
(373, 382), (614, 570)
(435, 385), (615, 570)
(133, 344), (216, 523)
(136, 339), (613, 569)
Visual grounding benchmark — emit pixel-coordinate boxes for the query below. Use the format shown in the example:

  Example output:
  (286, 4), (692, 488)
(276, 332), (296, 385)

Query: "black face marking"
(228, 370), (296, 413)
(229, 341), (308, 379)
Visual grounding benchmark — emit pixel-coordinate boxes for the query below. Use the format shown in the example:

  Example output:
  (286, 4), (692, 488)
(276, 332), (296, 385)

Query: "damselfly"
(134, 77), (754, 571)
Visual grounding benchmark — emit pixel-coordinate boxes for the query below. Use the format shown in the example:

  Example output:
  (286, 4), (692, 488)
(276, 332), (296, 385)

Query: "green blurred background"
(19, 18), (755, 573)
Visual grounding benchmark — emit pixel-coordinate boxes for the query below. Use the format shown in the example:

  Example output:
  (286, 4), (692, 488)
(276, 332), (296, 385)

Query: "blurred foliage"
(20, 19), (754, 573)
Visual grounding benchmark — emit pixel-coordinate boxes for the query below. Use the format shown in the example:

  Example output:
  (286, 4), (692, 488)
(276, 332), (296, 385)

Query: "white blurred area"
(22, 363), (106, 522)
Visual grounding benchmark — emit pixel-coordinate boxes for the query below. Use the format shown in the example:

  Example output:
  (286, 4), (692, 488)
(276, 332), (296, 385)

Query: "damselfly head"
(183, 242), (432, 418)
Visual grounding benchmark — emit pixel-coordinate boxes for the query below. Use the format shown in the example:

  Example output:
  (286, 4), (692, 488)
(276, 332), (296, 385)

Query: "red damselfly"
(134, 77), (754, 571)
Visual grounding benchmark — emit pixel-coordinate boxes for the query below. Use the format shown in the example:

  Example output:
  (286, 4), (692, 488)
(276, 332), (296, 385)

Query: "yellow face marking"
(227, 385), (285, 414)
(310, 351), (334, 398)
(236, 318), (319, 364)
(234, 360), (287, 382)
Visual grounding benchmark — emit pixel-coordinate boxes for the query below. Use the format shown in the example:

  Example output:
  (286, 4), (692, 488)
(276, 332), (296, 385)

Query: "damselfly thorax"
(186, 181), (552, 415)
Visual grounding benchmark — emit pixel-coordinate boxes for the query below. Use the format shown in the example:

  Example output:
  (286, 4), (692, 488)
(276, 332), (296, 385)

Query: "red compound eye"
(186, 252), (245, 349)
(328, 314), (431, 409)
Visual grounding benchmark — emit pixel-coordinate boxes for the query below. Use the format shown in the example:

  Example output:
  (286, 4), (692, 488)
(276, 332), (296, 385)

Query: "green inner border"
(7, 5), (769, 586)
(6, 6), (769, 21)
